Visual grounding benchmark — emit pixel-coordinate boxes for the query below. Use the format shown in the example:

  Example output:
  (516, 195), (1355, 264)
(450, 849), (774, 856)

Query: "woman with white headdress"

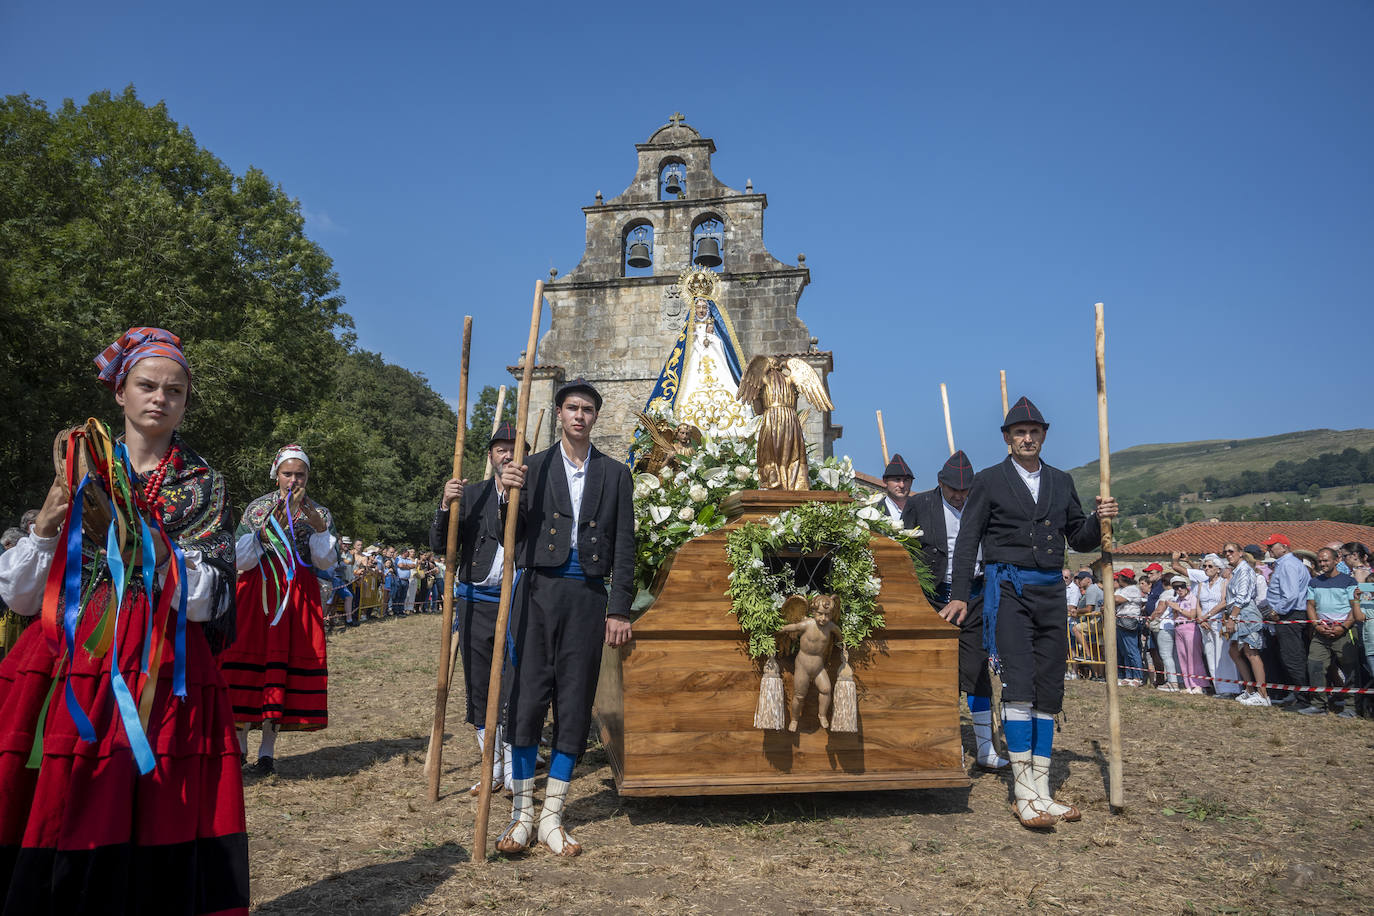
(218, 444), (337, 775)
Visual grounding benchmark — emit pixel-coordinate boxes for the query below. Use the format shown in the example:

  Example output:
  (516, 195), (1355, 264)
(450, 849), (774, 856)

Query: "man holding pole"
(902, 450), (1005, 770)
(494, 378), (635, 857)
(940, 397), (1117, 829)
(430, 422), (527, 796)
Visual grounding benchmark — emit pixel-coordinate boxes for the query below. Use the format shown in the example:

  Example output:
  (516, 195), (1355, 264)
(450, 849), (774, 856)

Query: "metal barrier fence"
(1068, 609), (1107, 673)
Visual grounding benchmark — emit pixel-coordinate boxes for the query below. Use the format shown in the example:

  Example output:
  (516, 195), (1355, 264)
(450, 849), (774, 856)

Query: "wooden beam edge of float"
(613, 770), (972, 797)
(627, 626), (959, 640)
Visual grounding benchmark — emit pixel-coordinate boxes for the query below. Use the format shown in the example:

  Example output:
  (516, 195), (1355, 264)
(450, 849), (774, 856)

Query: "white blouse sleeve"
(0, 531), (62, 616)
(235, 531), (263, 572)
(309, 530), (337, 571)
(160, 548), (222, 623)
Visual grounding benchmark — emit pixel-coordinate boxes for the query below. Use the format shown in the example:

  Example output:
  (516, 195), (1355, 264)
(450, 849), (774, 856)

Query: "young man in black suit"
(495, 378), (634, 857)
(430, 422), (527, 797)
(902, 450), (1006, 770)
(941, 397), (1117, 829)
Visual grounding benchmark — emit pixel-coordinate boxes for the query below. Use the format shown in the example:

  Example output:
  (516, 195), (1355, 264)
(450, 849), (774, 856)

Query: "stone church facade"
(513, 115), (841, 458)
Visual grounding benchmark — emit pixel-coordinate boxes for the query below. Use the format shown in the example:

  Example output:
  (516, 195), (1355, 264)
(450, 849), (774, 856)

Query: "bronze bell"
(626, 241), (652, 269)
(664, 171), (683, 195)
(693, 237), (722, 267)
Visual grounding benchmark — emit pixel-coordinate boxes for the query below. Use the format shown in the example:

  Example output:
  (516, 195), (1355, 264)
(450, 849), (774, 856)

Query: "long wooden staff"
(474, 282), (544, 863)
(875, 410), (889, 466)
(483, 386), (508, 480)
(939, 384), (955, 457)
(1000, 370), (1010, 454)
(1094, 302), (1124, 811)
(425, 317), (472, 802)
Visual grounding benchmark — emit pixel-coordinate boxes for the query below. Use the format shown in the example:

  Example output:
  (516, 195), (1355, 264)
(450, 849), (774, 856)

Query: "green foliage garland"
(726, 501), (900, 659)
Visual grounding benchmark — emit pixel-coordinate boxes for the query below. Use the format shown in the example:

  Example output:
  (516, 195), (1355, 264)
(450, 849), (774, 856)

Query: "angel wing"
(735, 354), (771, 406)
(634, 412), (673, 474)
(781, 594), (810, 625)
(637, 412), (676, 452)
(784, 358), (834, 411)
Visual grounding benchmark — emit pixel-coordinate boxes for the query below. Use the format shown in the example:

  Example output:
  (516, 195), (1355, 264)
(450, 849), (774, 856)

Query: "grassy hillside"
(1068, 428), (1374, 500)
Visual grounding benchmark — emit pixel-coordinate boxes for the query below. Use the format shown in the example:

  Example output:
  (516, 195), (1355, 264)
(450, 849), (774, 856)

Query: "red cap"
(1115, 567), (1135, 580)
(1143, 562), (1164, 573)
(1262, 533), (1290, 547)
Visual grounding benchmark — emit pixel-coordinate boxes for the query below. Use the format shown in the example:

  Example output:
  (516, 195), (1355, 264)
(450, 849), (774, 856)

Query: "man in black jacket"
(902, 450), (1005, 770)
(494, 378), (634, 858)
(430, 422), (526, 797)
(941, 397), (1117, 829)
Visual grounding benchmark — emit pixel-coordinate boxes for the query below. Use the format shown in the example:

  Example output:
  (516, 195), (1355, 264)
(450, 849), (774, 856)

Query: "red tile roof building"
(1115, 520), (1374, 561)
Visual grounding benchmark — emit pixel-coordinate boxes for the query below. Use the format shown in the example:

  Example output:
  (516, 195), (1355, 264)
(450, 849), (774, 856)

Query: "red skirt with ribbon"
(219, 560), (327, 731)
(0, 583), (249, 915)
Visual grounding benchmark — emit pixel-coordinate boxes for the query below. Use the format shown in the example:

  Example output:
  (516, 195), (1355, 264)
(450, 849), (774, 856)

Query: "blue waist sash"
(982, 563), (1064, 673)
(458, 580), (505, 603)
(550, 548), (602, 582)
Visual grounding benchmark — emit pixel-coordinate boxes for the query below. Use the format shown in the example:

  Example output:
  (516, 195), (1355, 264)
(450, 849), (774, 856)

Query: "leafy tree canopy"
(0, 87), (468, 545)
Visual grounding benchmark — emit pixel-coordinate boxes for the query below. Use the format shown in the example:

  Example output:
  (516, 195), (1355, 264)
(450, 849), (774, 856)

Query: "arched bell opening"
(623, 220), (655, 278)
(691, 215), (725, 273)
(659, 159), (686, 200)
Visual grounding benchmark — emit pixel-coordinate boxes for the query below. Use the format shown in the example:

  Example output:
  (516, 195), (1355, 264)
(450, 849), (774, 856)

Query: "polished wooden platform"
(594, 490), (969, 796)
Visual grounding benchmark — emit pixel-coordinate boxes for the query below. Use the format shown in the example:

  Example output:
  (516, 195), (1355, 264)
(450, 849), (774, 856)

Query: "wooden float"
(593, 490), (970, 796)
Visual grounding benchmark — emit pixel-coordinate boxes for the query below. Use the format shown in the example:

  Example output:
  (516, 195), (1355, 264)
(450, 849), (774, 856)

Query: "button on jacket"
(505, 444), (635, 617)
(950, 456), (1102, 603)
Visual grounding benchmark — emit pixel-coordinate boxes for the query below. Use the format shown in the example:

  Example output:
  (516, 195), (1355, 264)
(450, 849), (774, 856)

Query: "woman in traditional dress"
(0, 327), (248, 914)
(219, 445), (336, 776)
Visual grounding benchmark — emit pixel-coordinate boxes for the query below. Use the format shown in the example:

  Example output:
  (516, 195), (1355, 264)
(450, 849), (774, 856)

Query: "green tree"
(0, 88), (350, 520)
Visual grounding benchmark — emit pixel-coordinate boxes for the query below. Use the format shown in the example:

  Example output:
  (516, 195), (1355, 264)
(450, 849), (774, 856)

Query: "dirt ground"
(244, 615), (1373, 915)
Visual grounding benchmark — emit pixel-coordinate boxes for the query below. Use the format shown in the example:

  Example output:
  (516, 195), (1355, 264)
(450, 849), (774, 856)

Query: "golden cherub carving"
(634, 412), (703, 476)
(735, 356), (834, 490)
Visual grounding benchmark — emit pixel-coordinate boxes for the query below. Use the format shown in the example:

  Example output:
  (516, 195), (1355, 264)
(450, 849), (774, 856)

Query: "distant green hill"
(1068, 429), (1374, 500)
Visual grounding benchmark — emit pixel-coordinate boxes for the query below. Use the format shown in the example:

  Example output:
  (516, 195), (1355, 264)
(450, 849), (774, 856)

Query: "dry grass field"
(244, 615), (1372, 915)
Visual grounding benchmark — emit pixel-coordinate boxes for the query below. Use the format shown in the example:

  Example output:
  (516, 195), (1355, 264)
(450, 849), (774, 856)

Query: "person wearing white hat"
(219, 444), (338, 776)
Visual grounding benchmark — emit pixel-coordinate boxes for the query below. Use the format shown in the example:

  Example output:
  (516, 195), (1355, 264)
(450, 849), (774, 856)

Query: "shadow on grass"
(254, 841), (468, 915)
(271, 735), (430, 780)
(579, 781), (974, 830)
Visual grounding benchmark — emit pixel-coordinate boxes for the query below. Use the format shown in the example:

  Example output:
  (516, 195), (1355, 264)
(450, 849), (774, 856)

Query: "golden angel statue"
(633, 412), (703, 475)
(735, 356), (833, 490)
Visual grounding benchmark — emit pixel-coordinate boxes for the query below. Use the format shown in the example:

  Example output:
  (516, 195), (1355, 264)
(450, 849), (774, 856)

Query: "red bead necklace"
(139, 442), (179, 517)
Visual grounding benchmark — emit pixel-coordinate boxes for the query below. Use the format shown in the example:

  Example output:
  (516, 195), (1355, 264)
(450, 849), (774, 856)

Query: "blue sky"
(4, 1), (1370, 482)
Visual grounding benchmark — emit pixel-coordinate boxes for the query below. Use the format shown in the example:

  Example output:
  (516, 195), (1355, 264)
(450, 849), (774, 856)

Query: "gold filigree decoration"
(678, 267), (723, 305)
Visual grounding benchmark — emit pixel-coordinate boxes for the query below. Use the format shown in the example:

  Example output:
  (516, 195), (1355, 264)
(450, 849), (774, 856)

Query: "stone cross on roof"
(668, 111), (686, 128)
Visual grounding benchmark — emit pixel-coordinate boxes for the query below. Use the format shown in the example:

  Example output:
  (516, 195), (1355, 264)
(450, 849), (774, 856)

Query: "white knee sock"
(497, 778), (535, 851)
(970, 708), (1008, 768)
(236, 724), (250, 755)
(538, 777), (580, 855)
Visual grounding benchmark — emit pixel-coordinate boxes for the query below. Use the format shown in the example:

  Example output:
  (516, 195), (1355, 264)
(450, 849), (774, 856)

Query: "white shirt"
(561, 442), (588, 551)
(1012, 459), (1042, 503)
(882, 496), (903, 523)
(1066, 581), (1082, 610)
(941, 496), (982, 583)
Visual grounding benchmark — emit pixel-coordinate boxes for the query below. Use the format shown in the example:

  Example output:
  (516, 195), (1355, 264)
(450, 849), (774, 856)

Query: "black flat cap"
(555, 377), (602, 411)
(882, 453), (913, 479)
(938, 450), (975, 489)
(489, 422), (518, 447)
(1001, 396), (1049, 431)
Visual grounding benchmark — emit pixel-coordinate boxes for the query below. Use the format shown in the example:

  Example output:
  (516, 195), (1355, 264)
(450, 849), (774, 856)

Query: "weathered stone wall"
(516, 118), (839, 458)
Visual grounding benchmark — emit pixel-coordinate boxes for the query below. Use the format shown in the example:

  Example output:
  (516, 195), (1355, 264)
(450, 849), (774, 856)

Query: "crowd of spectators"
(322, 539), (448, 626)
(1064, 537), (1372, 716)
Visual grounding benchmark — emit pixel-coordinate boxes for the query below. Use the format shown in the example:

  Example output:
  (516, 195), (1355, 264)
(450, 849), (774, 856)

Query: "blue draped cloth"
(982, 563), (1064, 674)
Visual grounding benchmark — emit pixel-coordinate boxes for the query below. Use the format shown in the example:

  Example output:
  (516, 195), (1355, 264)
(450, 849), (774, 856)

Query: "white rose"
(677, 506), (695, 522)
(689, 483), (709, 502)
(734, 465), (751, 481)
(689, 523), (706, 537)
(649, 505), (673, 524)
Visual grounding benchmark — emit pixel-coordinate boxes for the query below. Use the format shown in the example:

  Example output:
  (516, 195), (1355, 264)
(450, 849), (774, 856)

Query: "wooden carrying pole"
(482, 386), (508, 480)
(939, 384), (955, 457)
(474, 281), (544, 863)
(1094, 302), (1124, 811)
(1000, 370), (1011, 454)
(425, 317), (472, 803)
(876, 410), (889, 466)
